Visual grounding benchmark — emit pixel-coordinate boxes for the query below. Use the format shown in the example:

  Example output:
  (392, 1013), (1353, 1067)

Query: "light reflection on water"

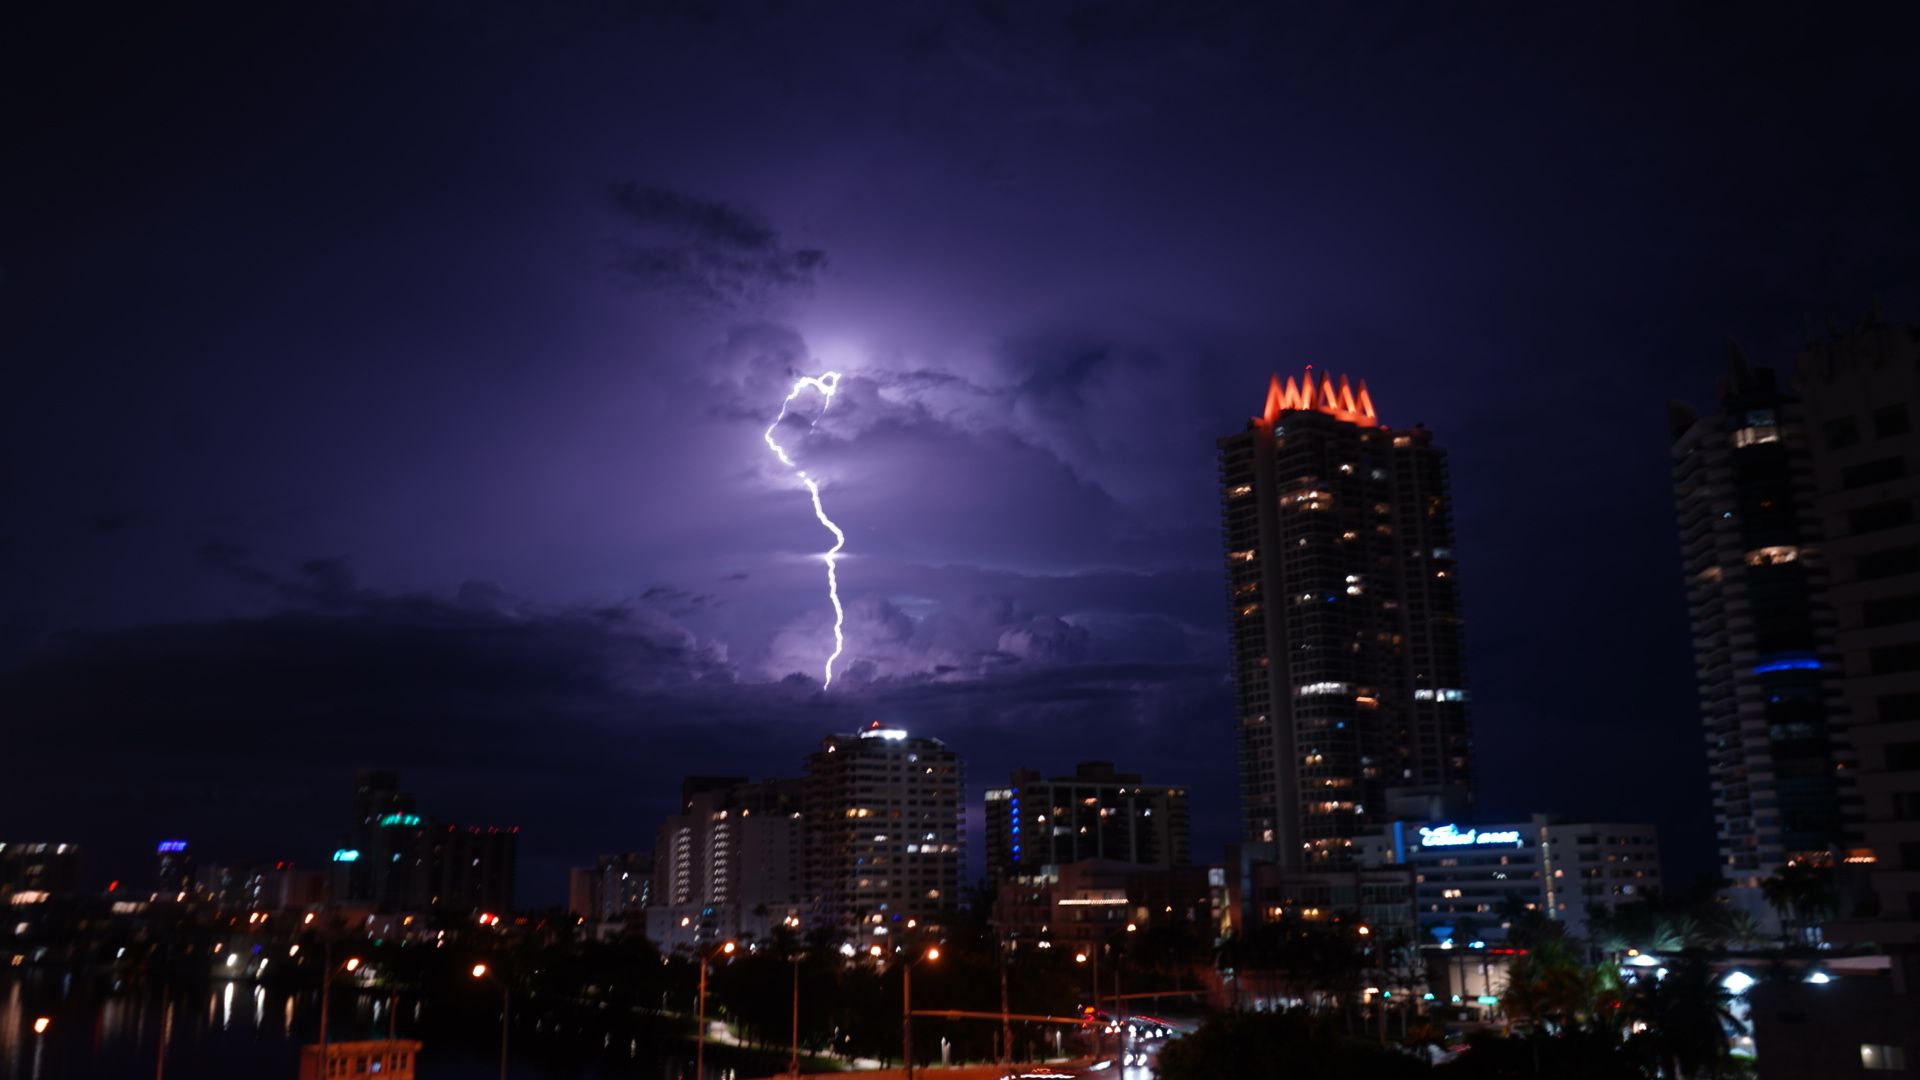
(0, 971), (378, 1079)
(0, 970), (771, 1079)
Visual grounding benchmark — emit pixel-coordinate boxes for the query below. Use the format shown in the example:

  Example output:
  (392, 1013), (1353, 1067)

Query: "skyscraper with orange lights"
(1219, 370), (1473, 869)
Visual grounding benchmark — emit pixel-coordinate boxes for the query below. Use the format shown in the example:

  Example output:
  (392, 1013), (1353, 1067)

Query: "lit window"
(1229, 549), (1256, 563)
(1297, 682), (1352, 697)
(1228, 484), (1253, 498)
(1732, 425), (1779, 447)
(1745, 546), (1799, 566)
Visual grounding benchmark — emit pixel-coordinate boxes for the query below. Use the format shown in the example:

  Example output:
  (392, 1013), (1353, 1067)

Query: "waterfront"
(0, 971), (780, 1080)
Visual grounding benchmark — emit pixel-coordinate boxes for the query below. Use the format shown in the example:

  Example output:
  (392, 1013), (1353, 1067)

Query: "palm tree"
(1761, 862), (1837, 944)
(1499, 935), (1618, 1034)
(1625, 951), (1742, 1079)
(1721, 910), (1767, 952)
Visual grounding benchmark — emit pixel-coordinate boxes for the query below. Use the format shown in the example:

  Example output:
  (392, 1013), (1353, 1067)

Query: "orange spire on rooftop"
(1255, 367), (1378, 428)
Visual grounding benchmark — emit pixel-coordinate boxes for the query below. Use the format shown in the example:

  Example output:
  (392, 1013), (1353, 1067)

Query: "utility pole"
(695, 940), (735, 1080)
(998, 937), (1012, 1070)
(901, 955), (913, 1080)
(902, 946), (941, 1080)
(154, 998), (172, 1080)
(788, 956), (801, 1079)
(319, 939), (332, 1059)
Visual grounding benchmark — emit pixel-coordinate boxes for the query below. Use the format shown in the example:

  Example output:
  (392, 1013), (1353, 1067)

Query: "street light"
(695, 940), (736, 1080)
(902, 946), (940, 1080)
(29, 1016), (49, 1080)
(470, 963), (509, 1080)
(784, 944), (808, 1079)
(780, 917), (807, 1080)
(1076, 945), (1097, 1058)
(316, 943), (363, 1062)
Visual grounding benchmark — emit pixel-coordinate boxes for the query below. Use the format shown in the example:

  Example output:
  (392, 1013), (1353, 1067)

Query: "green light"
(332, 849), (361, 863)
(378, 813), (422, 828)
(1476, 995), (1499, 1005)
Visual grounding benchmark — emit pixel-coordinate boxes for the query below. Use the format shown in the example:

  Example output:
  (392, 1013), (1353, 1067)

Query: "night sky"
(6, 2), (1919, 904)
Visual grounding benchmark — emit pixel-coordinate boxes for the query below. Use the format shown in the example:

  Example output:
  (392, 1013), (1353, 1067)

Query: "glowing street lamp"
(30, 1016), (50, 1079)
(470, 963), (509, 1080)
(695, 941), (737, 1080)
(316, 944), (364, 1061)
(902, 947), (941, 1080)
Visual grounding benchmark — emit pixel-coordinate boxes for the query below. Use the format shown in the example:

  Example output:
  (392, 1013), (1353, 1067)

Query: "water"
(0, 972), (765, 1080)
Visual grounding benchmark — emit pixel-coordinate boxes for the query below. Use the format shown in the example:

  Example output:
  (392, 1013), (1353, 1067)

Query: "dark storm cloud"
(9, 0), (1920, 902)
(0, 565), (1230, 898)
(610, 182), (827, 311)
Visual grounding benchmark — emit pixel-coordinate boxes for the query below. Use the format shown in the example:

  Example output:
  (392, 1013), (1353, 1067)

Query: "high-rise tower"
(1219, 371), (1472, 869)
(805, 722), (964, 944)
(1669, 348), (1861, 915)
(1794, 313), (1919, 942)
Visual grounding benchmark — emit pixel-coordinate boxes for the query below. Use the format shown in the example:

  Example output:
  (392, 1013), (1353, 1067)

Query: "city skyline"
(7, 3), (1920, 908)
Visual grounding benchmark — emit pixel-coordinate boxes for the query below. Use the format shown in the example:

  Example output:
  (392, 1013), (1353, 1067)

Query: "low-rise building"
(984, 762), (1190, 886)
(991, 859), (1213, 946)
(1355, 815), (1660, 945)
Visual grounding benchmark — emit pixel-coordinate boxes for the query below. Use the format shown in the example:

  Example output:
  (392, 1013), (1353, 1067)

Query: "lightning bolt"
(763, 371), (847, 687)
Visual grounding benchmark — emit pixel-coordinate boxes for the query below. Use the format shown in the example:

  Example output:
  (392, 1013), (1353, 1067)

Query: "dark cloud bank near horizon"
(0, 552), (1233, 904)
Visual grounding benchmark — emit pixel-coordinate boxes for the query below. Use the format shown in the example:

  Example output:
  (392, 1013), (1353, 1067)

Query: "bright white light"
(1722, 970), (1755, 995)
(1627, 954), (1660, 967)
(763, 371), (847, 687)
(1805, 971), (1832, 985)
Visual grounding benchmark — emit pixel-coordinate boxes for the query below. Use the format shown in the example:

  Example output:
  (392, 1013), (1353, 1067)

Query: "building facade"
(154, 840), (193, 900)
(804, 723), (964, 944)
(990, 859), (1214, 947)
(1797, 313), (1920, 944)
(1357, 815), (1660, 945)
(646, 777), (805, 953)
(983, 761), (1190, 886)
(569, 851), (653, 925)
(1670, 349), (1861, 914)
(329, 771), (517, 914)
(1219, 370), (1472, 868)
(0, 842), (80, 902)
(430, 826), (517, 914)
